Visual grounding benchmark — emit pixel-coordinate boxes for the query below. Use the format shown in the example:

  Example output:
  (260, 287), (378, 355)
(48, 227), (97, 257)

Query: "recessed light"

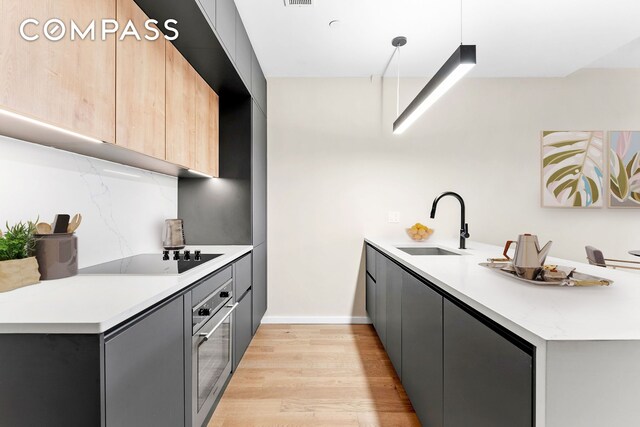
(328, 20), (341, 29)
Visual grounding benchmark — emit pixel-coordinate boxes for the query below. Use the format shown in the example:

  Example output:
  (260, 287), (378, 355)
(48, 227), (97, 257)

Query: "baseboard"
(261, 316), (372, 324)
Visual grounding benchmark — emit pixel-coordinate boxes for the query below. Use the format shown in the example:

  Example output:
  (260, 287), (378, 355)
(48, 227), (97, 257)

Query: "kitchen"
(1, 0), (640, 426)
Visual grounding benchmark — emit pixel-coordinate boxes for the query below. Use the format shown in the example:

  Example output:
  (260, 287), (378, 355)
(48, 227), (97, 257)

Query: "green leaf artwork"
(542, 131), (604, 208)
(609, 131), (640, 208)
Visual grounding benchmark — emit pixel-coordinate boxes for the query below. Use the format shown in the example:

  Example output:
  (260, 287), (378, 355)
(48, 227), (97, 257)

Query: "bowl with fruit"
(407, 223), (433, 241)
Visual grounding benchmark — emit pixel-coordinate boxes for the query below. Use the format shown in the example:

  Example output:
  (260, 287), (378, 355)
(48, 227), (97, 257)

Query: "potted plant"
(0, 220), (40, 292)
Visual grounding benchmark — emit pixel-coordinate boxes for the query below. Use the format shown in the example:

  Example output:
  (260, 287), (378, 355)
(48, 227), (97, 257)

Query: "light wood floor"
(208, 324), (420, 427)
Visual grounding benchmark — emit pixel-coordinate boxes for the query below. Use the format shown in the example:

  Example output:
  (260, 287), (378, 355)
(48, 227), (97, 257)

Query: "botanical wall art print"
(541, 131), (604, 208)
(609, 131), (640, 208)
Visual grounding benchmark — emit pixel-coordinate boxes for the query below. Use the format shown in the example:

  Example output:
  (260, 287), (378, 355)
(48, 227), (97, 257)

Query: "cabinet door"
(366, 274), (376, 325)
(251, 50), (267, 113)
(233, 289), (252, 371)
(374, 252), (387, 346)
(235, 12), (252, 88)
(195, 74), (219, 176)
(252, 243), (267, 334)
(402, 272), (443, 427)
(216, 0), (236, 60)
(385, 258), (402, 379)
(0, 0), (115, 143)
(166, 43), (196, 169)
(365, 245), (376, 280)
(252, 101), (267, 245)
(444, 299), (533, 427)
(116, 0), (166, 159)
(105, 297), (185, 427)
(234, 253), (253, 297)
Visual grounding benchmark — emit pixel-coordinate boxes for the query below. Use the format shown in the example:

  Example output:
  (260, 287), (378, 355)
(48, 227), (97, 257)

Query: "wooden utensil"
(67, 214), (82, 233)
(36, 222), (52, 235)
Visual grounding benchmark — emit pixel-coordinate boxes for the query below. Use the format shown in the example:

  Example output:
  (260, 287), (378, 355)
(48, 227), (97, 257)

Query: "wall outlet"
(388, 211), (400, 223)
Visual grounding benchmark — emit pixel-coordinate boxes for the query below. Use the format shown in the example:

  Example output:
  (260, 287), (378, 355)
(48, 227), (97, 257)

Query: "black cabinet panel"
(252, 242), (267, 334)
(235, 12), (252, 88)
(374, 251), (387, 346)
(233, 289), (253, 370)
(365, 244), (376, 280)
(444, 299), (533, 427)
(105, 298), (185, 427)
(402, 272), (443, 427)
(216, 0), (236, 61)
(385, 257), (402, 379)
(366, 273), (376, 324)
(252, 101), (267, 246)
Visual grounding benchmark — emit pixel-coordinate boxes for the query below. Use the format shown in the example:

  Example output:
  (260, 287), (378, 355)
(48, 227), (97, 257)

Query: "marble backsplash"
(0, 135), (178, 268)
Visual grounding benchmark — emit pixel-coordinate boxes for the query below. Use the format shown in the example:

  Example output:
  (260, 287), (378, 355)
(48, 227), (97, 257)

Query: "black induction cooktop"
(79, 252), (222, 275)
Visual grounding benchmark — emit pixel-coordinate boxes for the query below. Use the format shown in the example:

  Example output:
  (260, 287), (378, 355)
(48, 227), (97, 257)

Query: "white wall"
(266, 69), (640, 321)
(0, 136), (177, 268)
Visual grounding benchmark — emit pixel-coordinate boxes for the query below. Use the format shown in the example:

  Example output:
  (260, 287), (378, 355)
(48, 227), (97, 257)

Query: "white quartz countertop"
(0, 245), (252, 334)
(366, 238), (640, 344)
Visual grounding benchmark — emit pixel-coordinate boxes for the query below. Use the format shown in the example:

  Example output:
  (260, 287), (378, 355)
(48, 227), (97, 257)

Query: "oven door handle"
(198, 303), (239, 341)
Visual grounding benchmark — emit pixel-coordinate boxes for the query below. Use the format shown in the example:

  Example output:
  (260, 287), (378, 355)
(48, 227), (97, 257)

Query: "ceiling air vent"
(283, 0), (313, 7)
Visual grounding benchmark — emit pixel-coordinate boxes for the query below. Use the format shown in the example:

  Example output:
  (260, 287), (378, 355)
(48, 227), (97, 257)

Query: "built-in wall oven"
(191, 279), (237, 427)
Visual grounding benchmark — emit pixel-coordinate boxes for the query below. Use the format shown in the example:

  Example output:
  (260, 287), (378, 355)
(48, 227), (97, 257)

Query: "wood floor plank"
(208, 325), (417, 427)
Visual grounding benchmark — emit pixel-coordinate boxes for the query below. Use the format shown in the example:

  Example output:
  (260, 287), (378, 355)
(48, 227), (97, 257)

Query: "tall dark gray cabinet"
(176, 0), (269, 334)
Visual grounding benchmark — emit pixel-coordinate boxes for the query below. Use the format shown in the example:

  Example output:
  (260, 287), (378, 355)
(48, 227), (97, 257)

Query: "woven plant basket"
(0, 257), (40, 293)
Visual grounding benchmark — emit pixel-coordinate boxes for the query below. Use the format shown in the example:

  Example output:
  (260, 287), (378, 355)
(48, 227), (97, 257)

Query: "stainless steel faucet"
(430, 191), (470, 249)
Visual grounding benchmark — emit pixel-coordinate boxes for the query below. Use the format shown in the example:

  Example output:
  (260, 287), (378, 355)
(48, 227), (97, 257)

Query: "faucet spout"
(430, 191), (469, 249)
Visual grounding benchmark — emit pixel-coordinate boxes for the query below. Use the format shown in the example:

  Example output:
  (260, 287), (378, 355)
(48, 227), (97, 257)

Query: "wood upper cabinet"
(0, 0), (116, 143)
(166, 42), (196, 169)
(195, 73), (219, 177)
(115, 0), (166, 159)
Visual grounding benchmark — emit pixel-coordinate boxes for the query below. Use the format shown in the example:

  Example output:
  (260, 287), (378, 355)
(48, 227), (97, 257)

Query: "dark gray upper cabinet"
(384, 257), (402, 380)
(444, 299), (533, 427)
(235, 12), (252, 88)
(233, 289), (253, 371)
(365, 273), (376, 324)
(105, 297), (185, 427)
(402, 272), (444, 427)
(216, 0), (236, 61)
(199, 0), (216, 26)
(252, 50), (267, 113)
(374, 251), (387, 346)
(252, 101), (267, 246)
(252, 242), (267, 334)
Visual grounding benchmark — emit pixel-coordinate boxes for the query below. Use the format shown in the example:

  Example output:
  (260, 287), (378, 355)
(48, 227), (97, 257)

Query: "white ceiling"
(235, 0), (640, 78)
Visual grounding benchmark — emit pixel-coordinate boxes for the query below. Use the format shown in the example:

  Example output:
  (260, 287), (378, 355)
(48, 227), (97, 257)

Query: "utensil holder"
(34, 234), (78, 280)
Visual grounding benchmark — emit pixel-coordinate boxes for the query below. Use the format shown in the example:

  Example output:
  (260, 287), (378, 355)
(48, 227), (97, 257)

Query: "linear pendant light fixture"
(392, 45), (476, 134)
(392, 0), (476, 135)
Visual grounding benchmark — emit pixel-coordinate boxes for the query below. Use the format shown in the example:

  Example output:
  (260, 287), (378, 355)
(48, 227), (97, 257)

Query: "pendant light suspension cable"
(396, 46), (400, 117)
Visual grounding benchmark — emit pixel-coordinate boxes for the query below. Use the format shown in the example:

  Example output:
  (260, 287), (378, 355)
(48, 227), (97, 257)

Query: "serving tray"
(479, 262), (613, 287)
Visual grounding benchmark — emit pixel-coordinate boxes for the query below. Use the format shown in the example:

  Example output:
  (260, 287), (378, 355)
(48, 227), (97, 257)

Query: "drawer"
(366, 244), (377, 280)
(192, 265), (233, 308)
(234, 253), (252, 297)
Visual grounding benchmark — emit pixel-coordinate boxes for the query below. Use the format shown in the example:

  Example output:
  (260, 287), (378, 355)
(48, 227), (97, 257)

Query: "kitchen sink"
(396, 246), (461, 256)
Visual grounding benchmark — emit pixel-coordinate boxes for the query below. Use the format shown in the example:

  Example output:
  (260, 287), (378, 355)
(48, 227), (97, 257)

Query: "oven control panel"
(192, 280), (233, 333)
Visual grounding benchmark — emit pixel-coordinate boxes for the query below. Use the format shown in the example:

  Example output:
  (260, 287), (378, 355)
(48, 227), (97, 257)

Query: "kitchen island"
(366, 237), (640, 427)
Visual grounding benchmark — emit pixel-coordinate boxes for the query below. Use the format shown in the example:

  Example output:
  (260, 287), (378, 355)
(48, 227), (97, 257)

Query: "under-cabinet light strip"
(0, 107), (104, 144)
(188, 169), (213, 178)
(393, 45), (476, 135)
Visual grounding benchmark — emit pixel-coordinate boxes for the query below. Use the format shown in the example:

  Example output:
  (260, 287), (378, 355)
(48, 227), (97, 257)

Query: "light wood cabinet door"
(195, 74), (219, 177)
(115, 0), (165, 159)
(166, 42), (196, 169)
(0, 0), (116, 143)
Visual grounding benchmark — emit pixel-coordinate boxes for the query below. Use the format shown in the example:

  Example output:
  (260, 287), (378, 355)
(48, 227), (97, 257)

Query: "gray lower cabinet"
(252, 242), (267, 334)
(105, 297), (185, 427)
(374, 251), (387, 346)
(233, 289), (253, 370)
(216, 0), (236, 60)
(384, 257), (402, 379)
(365, 273), (376, 324)
(365, 244), (376, 280)
(443, 299), (533, 427)
(401, 271), (444, 427)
